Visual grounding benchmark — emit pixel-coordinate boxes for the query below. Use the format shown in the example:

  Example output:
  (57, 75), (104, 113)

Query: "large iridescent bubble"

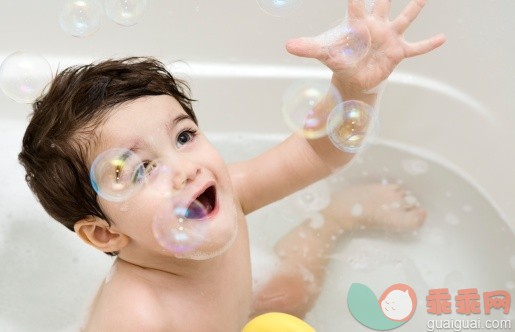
(89, 148), (146, 202)
(256, 0), (303, 17)
(59, 0), (103, 37)
(104, 0), (148, 26)
(282, 81), (342, 139)
(0, 52), (52, 104)
(326, 100), (377, 153)
(152, 199), (209, 257)
(152, 196), (238, 260)
(153, 199), (211, 257)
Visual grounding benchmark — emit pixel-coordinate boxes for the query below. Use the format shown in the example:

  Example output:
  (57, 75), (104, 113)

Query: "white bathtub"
(1, 0), (514, 331)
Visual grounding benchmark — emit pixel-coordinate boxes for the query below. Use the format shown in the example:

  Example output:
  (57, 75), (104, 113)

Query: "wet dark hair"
(18, 57), (197, 246)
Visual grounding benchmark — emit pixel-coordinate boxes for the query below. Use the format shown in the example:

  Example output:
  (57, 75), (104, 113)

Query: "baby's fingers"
(392, 0), (426, 34)
(285, 37), (324, 60)
(404, 33), (446, 58)
(348, 0), (366, 19)
(372, 0), (392, 19)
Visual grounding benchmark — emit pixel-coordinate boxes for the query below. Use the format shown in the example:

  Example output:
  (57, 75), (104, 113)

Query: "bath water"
(1, 123), (513, 331)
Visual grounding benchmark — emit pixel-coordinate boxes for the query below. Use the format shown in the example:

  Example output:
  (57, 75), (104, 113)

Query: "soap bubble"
(326, 100), (377, 153)
(328, 20), (371, 66)
(59, 0), (103, 37)
(293, 180), (331, 212)
(282, 81), (342, 139)
(256, 0), (303, 17)
(104, 0), (147, 26)
(152, 199), (212, 258)
(153, 189), (239, 260)
(0, 52), (52, 104)
(90, 148), (145, 202)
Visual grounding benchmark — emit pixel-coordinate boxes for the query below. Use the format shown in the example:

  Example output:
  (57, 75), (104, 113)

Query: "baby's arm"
(230, 0), (445, 214)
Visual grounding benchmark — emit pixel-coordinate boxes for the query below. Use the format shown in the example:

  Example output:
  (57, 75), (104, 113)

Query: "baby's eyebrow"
(124, 113), (192, 153)
(127, 139), (145, 153)
(166, 113), (192, 132)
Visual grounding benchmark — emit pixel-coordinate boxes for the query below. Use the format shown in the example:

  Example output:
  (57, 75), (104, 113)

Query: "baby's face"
(88, 95), (238, 259)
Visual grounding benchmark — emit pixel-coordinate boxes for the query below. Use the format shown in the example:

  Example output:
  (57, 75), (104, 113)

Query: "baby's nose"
(171, 159), (201, 191)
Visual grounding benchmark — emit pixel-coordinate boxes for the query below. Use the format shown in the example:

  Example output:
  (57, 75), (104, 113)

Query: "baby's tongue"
(185, 194), (212, 219)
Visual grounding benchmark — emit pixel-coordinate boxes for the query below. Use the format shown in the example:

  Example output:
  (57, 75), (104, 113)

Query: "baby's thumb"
(285, 37), (321, 59)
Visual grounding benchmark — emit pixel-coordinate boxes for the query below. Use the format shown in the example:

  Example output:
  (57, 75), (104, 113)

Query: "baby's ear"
(74, 217), (129, 253)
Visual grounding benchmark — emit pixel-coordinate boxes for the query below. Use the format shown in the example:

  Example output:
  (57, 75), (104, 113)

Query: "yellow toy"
(242, 312), (316, 332)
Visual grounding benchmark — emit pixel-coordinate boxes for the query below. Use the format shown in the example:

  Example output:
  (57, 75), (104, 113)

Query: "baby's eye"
(143, 160), (159, 176)
(176, 129), (196, 147)
(133, 161), (156, 183)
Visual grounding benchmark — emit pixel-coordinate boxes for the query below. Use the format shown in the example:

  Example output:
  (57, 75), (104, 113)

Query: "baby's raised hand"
(285, 0), (446, 91)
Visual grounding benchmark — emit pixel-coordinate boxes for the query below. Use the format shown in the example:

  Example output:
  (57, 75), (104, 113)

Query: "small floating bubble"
(0, 52), (52, 104)
(256, 0), (303, 17)
(104, 0), (148, 26)
(59, 0), (103, 37)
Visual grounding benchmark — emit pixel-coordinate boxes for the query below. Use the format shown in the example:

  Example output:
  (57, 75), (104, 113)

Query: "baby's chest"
(159, 284), (249, 331)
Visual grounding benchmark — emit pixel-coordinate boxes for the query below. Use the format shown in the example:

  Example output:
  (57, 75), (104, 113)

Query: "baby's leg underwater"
(250, 182), (426, 318)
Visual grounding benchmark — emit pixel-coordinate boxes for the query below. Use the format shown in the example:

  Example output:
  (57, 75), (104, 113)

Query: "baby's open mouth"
(186, 185), (217, 219)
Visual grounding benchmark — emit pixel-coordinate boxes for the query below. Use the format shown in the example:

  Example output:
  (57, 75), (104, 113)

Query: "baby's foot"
(322, 183), (426, 232)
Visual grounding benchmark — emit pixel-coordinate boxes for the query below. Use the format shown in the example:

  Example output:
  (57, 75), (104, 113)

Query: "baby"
(18, 0), (444, 331)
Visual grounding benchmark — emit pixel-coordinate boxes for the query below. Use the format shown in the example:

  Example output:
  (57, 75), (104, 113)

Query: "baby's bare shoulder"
(83, 271), (178, 331)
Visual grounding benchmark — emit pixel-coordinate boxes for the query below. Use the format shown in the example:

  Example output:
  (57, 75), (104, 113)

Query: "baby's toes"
(369, 194), (426, 231)
(400, 190), (421, 209)
(389, 207), (426, 231)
